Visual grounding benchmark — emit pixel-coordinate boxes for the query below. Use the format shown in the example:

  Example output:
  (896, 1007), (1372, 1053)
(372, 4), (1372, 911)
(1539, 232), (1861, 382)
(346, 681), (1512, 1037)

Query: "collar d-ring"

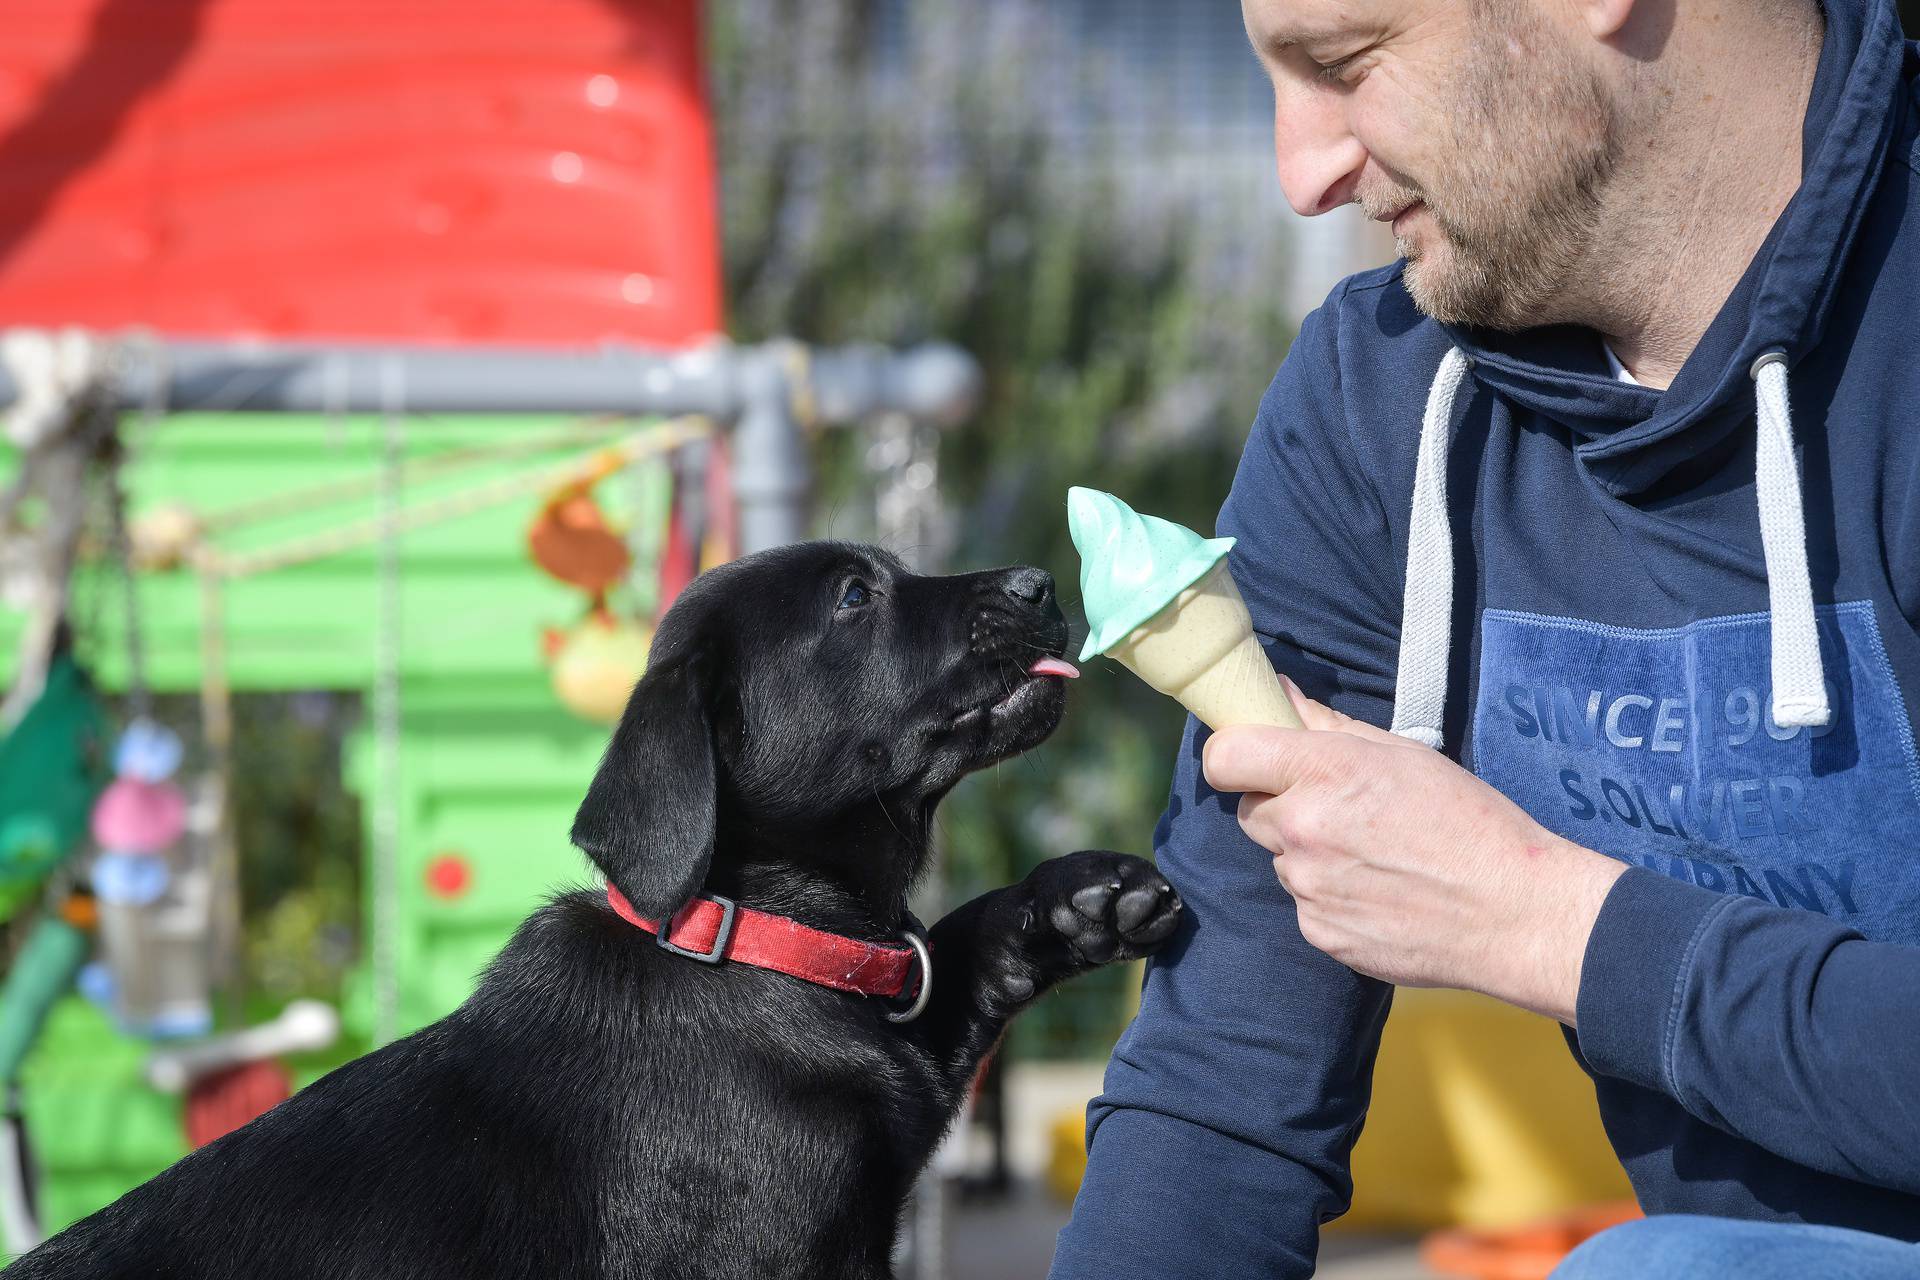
(884, 928), (933, 1024)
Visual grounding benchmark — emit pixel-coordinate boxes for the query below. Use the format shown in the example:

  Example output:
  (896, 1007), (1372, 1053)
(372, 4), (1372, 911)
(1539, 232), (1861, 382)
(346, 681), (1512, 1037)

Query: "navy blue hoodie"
(1051, 2), (1920, 1274)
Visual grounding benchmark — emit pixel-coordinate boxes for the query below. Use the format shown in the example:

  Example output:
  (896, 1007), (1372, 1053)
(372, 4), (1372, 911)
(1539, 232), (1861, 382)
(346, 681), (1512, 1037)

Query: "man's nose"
(1000, 566), (1056, 612)
(1271, 89), (1367, 217)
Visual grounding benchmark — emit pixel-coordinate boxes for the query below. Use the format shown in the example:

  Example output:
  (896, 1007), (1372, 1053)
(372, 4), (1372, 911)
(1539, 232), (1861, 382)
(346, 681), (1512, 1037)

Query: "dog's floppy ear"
(570, 650), (717, 921)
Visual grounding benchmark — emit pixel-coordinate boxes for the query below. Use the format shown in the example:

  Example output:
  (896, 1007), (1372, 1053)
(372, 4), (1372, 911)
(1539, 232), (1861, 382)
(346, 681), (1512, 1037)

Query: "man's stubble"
(1383, 0), (1625, 332)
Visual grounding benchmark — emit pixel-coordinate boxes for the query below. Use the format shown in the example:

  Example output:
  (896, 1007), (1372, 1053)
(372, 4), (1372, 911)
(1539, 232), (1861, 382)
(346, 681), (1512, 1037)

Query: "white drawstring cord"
(1388, 346), (1472, 750)
(1386, 347), (1830, 752)
(1750, 352), (1831, 727)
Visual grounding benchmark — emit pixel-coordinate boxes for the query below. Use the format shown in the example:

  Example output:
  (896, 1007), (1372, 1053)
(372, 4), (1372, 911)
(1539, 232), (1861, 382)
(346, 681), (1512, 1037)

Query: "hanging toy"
(91, 854), (172, 907)
(0, 900), (93, 1086)
(526, 456), (632, 595)
(89, 720), (187, 908)
(128, 503), (204, 572)
(88, 717), (209, 1038)
(543, 611), (652, 725)
(0, 816), (60, 922)
(0, 652), (112, 922)
(528, 447), (655, 723)
(90, 777), (186, 853)
(114, 718), (185, 782)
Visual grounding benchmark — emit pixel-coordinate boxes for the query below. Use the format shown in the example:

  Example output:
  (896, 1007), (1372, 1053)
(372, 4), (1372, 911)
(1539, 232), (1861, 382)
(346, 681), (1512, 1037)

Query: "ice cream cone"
(1068, 487), (1302, 731)
(1108, 560), (1301, 730)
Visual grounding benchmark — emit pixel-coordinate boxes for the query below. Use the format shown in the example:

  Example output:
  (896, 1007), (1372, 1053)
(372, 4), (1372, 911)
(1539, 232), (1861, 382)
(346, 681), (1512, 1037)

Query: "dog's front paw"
(1028, 850), (1182, 967)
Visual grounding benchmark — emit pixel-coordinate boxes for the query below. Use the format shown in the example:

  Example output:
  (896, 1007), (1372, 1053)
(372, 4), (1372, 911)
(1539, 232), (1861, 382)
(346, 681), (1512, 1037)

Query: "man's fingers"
(1203, 725), (1322, 795)
(1277, 675), (1349, 732)
(1279, 675), (1421, 750)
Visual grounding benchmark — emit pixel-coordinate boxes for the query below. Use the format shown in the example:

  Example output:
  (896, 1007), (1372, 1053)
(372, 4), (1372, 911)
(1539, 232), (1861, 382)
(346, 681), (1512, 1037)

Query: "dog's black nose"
(1001, 567), (1055, 609)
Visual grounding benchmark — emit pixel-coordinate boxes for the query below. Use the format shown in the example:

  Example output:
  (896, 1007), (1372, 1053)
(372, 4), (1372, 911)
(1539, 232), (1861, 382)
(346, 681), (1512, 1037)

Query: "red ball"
(425, 852), (472, 900)
(184, 1060), (292, 1149)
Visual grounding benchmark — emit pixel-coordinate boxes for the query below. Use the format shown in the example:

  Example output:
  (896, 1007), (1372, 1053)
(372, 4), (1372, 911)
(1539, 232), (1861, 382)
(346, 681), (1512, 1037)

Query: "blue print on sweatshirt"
(1471, 603), (1920, 943)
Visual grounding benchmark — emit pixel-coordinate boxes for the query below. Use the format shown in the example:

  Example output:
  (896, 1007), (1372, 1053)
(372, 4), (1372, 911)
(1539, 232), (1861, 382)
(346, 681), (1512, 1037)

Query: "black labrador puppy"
(11, 542), (1180, 1279)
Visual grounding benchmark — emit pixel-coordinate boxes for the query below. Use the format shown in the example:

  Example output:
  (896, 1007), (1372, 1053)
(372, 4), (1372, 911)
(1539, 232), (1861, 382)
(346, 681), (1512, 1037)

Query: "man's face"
(1244, 0), (1620, 330)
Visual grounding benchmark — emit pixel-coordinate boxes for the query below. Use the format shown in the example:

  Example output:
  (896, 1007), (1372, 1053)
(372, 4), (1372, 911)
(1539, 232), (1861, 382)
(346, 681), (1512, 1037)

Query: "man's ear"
(1576, 0), (1637, 42)
(570, 651), (717, 921)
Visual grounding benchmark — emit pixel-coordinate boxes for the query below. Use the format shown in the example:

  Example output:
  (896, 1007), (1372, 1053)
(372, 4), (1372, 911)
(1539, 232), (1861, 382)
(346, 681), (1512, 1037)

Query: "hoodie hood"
(1440, 0), (1908, 500)
(1387, 0), (1915, 749)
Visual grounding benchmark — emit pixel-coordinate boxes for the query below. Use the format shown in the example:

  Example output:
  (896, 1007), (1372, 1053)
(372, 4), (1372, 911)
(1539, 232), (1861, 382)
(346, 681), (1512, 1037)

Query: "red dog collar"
(605, 884), (931, 1021)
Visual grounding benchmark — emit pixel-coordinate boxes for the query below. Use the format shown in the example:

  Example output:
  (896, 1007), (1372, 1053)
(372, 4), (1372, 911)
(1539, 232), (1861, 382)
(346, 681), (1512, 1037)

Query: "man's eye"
(1314, 53), (1366, 85)
(838, 582), (871, 610)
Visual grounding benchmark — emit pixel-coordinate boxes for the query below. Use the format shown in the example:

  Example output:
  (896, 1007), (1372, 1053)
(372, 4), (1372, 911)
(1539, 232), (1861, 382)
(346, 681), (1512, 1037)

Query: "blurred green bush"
(708, 0), (1297, 1053)
(97, 1), (1298, 1060)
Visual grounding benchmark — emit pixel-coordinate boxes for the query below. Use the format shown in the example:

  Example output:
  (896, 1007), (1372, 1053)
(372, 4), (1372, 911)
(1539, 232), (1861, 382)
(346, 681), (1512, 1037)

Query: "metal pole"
(2, 333), (980, 556)
(0, 339), (981, 426)
(370, 359), (406, 1047)
(194, 567), (242, 1021)
(731, 358), (811, 554)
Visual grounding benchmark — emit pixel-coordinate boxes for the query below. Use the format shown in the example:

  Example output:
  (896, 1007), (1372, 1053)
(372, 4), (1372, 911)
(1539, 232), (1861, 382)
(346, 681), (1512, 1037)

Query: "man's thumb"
(1202, 724), (1318, 795)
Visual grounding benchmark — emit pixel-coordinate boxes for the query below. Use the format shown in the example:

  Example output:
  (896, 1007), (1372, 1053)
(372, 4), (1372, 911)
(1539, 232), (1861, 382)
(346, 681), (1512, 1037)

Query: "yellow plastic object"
(1048, 987), (1630, 1228)
(1338, 988), (1631, 1231)
(1048, 1109), (1090, 1205)
(549, 615), (652, 724)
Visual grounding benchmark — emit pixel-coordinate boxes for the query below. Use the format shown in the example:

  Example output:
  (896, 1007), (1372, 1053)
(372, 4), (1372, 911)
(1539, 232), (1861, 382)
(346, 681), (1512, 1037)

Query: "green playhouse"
(0, 0), (977, 1251)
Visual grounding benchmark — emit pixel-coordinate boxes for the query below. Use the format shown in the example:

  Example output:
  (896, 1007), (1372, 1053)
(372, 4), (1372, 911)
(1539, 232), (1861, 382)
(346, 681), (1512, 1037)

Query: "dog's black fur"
(10, 542), (1180, 1279)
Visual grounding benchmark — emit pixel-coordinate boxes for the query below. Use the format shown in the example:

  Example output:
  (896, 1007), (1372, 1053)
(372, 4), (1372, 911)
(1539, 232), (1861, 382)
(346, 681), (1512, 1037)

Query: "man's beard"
(1381, 2), (1621, 332)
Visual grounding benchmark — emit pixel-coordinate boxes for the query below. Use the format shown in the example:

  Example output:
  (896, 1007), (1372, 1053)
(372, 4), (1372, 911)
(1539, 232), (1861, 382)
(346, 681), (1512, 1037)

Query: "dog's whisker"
(1017, 749), (1048, 782)
(871, 783), (909, 843)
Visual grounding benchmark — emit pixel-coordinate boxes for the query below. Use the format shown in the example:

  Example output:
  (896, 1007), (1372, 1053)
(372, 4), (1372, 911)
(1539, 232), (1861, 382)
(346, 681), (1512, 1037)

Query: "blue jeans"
(1552, 1216), (1920, 1279)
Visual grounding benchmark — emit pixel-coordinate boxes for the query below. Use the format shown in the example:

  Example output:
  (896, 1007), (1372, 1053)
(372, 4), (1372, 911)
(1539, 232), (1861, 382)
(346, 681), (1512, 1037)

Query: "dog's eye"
(838, 581), (871, 610)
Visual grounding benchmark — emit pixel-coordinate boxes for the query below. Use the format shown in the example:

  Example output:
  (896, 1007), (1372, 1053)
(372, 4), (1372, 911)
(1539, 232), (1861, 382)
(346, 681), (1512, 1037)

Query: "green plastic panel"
(3, 413), (638, 1228)
(18, 1000), (185, 1237)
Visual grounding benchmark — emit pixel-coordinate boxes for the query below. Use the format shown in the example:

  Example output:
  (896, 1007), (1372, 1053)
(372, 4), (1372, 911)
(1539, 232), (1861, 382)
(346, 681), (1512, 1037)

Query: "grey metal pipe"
(0, 334), (980, 555)
(731, 349), (815, 551)
(0, 337), (981, 425)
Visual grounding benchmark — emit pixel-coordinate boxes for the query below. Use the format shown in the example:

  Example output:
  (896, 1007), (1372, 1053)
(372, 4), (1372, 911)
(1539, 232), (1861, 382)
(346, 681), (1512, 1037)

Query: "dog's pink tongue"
(1029, 657), (1080, 679)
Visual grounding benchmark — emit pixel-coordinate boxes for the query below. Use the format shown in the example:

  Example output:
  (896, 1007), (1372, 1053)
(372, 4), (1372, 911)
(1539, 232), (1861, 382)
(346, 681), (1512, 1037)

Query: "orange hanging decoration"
(527, 487), (631, 595)
(527, 452), (651, 723)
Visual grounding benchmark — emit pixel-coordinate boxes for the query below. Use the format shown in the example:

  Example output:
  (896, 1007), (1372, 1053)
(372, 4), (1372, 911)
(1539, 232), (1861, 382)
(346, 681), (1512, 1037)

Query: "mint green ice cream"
(1068, 487), (1236, 661)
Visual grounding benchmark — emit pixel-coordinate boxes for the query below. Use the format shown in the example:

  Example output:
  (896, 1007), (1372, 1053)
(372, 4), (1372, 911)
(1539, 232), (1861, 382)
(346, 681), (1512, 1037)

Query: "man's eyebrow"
(1253, 27), (1338, 56)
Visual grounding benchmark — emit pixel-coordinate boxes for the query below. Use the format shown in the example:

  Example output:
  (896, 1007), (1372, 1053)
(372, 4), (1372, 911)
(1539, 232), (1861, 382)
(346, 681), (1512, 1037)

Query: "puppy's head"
(570, 542), (1071, 919)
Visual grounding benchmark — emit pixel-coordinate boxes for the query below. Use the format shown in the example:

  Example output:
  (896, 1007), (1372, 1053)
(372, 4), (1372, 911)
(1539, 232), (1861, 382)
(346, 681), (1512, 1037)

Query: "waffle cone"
(1109, 561), (1302, 730)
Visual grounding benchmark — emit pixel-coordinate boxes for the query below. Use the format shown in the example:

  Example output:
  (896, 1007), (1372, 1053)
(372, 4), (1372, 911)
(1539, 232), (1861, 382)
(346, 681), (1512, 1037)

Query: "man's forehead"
(1242, 0), (1411, 51)
(1244, 0), (1347, 43)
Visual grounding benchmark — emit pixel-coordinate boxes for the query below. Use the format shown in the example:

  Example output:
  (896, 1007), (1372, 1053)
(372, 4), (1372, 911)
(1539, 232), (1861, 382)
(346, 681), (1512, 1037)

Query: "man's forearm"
(1577, 867), (1920, 1195)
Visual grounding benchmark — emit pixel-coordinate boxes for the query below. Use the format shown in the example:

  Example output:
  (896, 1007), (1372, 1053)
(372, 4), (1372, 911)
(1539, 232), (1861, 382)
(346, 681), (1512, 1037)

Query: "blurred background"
(2, 2), (1916, 1277)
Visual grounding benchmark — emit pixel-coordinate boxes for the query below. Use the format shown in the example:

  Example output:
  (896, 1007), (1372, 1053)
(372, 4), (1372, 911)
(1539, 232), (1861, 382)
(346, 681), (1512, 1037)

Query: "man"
(1048, 0), (1920, 1275)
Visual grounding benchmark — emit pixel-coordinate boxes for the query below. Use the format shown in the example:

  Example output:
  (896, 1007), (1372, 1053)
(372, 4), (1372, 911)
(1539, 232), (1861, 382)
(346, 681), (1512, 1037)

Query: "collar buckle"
(655, 894), (737, 964)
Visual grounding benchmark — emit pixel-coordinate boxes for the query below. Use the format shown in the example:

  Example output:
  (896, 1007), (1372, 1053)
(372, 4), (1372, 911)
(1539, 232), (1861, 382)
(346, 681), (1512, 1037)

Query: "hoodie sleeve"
(1050, 295), (1408, 1278)
(1578, 866), (1920, 1194)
